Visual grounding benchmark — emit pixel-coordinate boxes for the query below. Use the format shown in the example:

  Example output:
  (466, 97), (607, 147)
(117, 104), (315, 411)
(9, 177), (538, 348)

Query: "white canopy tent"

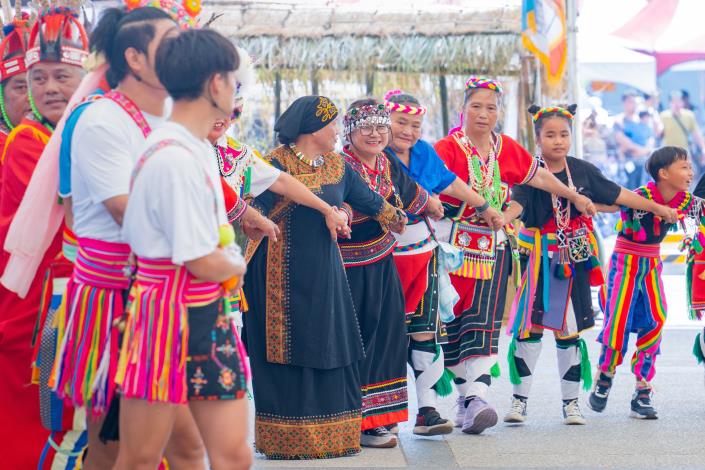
(576, 0), (656, 93)
(579, 36), (656, 93)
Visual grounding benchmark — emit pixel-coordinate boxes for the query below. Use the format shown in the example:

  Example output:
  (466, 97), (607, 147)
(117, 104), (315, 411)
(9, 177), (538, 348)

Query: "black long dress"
(339, 146), (429, 430)
(243, 145), (399, 460)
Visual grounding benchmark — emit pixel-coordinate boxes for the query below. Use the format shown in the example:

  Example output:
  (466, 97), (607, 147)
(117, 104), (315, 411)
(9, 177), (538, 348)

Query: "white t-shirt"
(216, 134), (280, 198)
(71, 98), (166, 242)
(123, 122), (232, 265)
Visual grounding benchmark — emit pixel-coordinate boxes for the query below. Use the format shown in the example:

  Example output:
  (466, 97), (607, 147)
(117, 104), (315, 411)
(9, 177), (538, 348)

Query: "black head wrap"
(274, 95), (338, 145)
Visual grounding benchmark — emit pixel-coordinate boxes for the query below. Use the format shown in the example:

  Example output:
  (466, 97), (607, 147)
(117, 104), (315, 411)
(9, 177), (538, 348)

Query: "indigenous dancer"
(505, 105), (677, 426)
(209, 62), (348, 240)
(0, 3), (31, 157)
(341, 98), (437, 448)
(434, 76), (596, 435)
(49, 6), (183, 468)
(384, 89), (502, 436)
(691, 175), (705, 381)
(589, 146), (703, 419)
(0, 5), (88, 468)
(243, 95), (403, 459)
(115, 29), (251, 470)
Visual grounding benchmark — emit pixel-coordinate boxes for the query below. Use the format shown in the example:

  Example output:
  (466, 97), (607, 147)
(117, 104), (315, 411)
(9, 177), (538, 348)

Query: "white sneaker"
(504, 397), (527, 424)
(454, 396), (465, 427)
(562, 399), (587, 425)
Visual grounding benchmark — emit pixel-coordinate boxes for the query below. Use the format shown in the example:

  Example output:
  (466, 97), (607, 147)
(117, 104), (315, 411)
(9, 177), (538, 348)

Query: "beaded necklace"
(457, 133), (501, 211)
(28, 90), (53, 132)
(289, 143), (325, 168)
(355, 151), (403, 209)
(0, 83), (13, 131)
(549, 159), (574, 233)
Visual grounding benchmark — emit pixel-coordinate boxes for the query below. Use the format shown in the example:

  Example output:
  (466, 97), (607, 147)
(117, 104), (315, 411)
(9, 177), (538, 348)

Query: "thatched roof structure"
(205, 0), (522, 75)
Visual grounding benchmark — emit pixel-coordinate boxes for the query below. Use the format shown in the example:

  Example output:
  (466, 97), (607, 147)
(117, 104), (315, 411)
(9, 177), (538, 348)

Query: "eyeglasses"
(358, 125), (390, 136)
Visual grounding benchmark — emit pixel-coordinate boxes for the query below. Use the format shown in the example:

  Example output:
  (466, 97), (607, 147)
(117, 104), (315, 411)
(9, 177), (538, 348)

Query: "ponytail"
(90, 6), (174, 88)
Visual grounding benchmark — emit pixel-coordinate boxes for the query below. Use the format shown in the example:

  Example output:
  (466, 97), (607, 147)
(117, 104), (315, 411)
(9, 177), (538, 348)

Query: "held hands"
(573, 194), (597, 217)
(654, 205), (679, 224)
(241, 207), (280, 242)
(424, 196), (445, 221)
(389, 211), (408, 234)
(325, 206), (351, 240)
(480, 207), (505, 231)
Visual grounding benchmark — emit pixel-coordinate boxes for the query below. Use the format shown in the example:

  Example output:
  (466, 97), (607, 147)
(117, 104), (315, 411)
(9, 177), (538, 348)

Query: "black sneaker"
(413, 408), (454, 436)
(630, 388), (658, 419)
(587, 373), (613, 413)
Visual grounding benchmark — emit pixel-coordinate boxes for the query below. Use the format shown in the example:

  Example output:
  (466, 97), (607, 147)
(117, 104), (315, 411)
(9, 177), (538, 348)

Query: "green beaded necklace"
(28, 89), (53, 132)
(462, 134), (502, 211)
(0, 83), (14, 131)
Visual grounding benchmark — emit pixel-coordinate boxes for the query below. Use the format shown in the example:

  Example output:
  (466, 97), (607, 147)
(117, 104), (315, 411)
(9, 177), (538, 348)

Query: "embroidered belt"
(340, 232), (397, 267)
(393, 235), (432, 253)
(185, 279), (224, 307)
(613, 238), (660, 258)
(73, 238), (131, 289)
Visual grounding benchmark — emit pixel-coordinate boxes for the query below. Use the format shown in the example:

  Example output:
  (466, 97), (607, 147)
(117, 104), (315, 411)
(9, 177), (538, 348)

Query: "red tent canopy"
(612, 0), (705, 74)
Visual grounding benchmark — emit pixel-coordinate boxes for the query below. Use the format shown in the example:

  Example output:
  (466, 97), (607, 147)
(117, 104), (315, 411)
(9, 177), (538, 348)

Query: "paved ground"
(250, 324), (705, 470)
(250, 236), (705, 469)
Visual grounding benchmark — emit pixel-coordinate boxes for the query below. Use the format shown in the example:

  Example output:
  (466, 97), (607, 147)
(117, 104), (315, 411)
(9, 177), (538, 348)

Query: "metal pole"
(566, 0), (582, 158)
(439, 74), (449, 136)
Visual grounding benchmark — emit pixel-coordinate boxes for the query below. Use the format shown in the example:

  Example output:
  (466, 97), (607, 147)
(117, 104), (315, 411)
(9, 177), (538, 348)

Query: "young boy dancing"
(589, 146), (701, 419)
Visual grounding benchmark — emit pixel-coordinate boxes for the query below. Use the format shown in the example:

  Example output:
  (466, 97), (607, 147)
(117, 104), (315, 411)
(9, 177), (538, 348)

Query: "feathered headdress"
(24, 1), (89, 68)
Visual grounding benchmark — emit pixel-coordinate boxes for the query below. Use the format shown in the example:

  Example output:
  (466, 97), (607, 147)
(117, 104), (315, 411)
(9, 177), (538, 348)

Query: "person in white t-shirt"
(114, 28), (262, 470)
(51, 7), (184, 469)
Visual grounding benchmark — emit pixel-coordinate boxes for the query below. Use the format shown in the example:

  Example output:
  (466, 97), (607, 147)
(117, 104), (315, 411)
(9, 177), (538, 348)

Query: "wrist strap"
(475, 200), (490, 213)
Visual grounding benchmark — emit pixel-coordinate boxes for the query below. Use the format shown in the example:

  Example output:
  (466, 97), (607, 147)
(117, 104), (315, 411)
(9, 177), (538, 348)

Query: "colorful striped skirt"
(50, 238), (131, 416)
(116, 258), (192, 404)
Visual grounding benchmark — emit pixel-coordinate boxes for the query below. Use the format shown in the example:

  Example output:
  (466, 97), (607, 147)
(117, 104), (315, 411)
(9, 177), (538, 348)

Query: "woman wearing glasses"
(339, 99), (440, 448)
(243, 96), (406, 459)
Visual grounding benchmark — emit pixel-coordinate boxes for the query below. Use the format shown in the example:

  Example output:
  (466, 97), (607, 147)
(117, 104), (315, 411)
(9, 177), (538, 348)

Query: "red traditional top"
(434, 131), (538, 218)
(0, 118), (68, 469)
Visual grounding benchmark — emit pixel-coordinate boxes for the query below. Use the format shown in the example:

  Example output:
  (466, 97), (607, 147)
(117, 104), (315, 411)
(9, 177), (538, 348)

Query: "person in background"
(613, 90), (654, 189)
(660, 90), (705, 176)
